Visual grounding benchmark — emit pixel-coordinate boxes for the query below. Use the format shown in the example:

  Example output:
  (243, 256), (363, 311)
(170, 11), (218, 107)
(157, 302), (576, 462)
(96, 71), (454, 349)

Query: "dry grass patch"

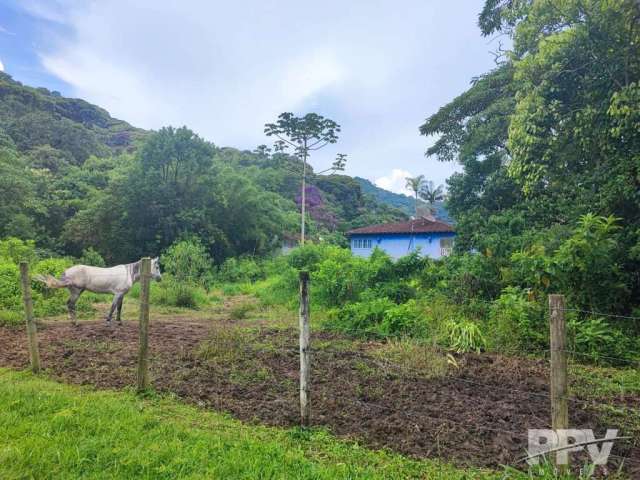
(372, 338), (450, 379)
(196, 327), (256, 364)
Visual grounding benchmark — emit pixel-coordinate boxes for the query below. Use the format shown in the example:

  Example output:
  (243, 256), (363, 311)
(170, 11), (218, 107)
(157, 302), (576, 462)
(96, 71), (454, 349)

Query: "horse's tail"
(32, 274), (69, 289)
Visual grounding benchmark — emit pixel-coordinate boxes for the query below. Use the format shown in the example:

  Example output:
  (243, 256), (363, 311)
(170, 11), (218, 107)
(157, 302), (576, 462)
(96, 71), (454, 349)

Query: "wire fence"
(14, 267), (640, 473)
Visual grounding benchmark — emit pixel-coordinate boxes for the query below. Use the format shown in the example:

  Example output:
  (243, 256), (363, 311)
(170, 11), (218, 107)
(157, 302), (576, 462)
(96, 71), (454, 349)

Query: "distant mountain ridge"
(354, 176), (452, 223)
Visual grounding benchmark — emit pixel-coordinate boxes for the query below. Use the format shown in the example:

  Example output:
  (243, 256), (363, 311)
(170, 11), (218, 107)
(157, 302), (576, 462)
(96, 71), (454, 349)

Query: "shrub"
(568, 316), (636, 365)
(393, 251), (427, 278)
(229, 301), (255, 320)
(445, 319), (486, 353)
(380, 300), (424, 337)
(78, 247), (106, 267)
(0, 237), (36, 264)
(161, 237), (213, 288)
(157, 280), (207, 309)
(312, 250), (370, 307)
(487, 287), (546, 354)
(324, 296), (395, 337)
(421, 253), (501, 302)
(131, 276), (207, 309)
(172, 283), (202, 309)
(0, 262), (21, 313)
(251, 270), (298, 307)
(376, 281), (416, 304)
(218, 257), (264, 283)
(285, 244), (326, 272)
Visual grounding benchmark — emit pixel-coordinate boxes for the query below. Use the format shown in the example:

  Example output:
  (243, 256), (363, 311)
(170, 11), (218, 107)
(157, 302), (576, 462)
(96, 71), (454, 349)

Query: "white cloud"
(18, 0), (70, 24)
(24, 0), (499, 182)
(0, 59), (4, 72)
(375, 169), (414, 196)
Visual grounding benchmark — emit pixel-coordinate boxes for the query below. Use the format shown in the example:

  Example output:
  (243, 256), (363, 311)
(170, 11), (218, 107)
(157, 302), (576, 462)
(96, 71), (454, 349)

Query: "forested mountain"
(354, 177), (452, 222)
(354, 177), (415, 215)
(0, 72), (146, 163)
(0, 72), (405, 262)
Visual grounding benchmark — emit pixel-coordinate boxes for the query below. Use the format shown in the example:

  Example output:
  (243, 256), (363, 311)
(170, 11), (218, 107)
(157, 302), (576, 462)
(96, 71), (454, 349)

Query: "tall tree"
(264, 113), (346, 244)
(419, 181), (445, 210)
(420, 0), (640, 311)
(405, 175), (425, 217)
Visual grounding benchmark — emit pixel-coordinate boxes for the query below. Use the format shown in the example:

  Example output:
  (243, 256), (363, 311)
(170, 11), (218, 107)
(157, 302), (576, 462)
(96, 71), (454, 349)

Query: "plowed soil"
(1, 317), (638, 475)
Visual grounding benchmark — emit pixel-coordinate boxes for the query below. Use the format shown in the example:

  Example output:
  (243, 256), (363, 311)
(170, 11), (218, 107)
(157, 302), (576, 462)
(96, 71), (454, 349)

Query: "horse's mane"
(128, 260), (141, 282)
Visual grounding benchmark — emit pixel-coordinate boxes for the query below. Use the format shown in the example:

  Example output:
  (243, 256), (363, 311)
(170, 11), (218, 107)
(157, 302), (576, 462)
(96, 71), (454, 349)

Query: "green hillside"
(0, 73), (405, 261)
(0, 72), (146, 164)
(354, 176), (452, 222)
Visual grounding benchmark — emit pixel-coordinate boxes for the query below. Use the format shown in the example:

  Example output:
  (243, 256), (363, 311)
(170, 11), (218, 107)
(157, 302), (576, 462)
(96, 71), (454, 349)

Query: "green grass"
(570, 363), (640, 399)
(0, 368), (501, 480)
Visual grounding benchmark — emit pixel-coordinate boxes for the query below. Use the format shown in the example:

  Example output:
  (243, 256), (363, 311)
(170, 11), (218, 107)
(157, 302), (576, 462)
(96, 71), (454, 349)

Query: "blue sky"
(0, 0), (503, 195)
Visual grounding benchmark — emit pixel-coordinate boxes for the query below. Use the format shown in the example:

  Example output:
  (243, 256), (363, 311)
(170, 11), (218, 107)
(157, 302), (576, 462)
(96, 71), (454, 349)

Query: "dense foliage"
(421, 0), (640, 317)
(0, 73), (406, 264)
(1, 1), (638, 366)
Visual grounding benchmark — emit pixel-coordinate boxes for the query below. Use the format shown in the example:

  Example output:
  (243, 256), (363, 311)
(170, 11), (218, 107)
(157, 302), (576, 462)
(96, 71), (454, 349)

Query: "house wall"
(350, 232), (455, 260)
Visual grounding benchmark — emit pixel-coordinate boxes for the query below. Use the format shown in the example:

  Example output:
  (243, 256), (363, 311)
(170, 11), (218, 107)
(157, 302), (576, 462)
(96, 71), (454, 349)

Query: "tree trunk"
(300, 148), (307, 245)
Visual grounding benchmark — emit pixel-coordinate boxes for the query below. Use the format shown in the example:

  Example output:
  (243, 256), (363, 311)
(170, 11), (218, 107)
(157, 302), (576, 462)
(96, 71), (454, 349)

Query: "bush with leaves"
(78, 247), (106, 267)
(380, 300), (425, 337)
(161, 237), (213, 288)
(0, 237), (36, 265)
(568, 316), (638, 365)
(445, 319), (486, 354)
(325, 295), (395, 337)
(130, 276), (208, 309)
(420, 253), (502, 303)
(487, 287), (546, 354)
(217, 256), (264, 283)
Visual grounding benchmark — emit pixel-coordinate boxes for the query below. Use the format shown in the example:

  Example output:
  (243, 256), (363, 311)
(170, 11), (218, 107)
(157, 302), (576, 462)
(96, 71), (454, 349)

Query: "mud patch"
(1, 320), (638, 474)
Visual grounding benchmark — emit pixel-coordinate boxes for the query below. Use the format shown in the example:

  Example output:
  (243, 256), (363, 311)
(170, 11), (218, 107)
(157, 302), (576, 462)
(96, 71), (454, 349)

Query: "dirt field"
(1, 313), (638, 474)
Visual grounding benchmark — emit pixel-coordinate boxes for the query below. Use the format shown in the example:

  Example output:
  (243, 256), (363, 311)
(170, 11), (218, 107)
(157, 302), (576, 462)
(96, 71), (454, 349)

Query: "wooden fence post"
(19, 262), (41, 373)
(549, 294), (568, 468)
(299, 271), (311, 427)
(137, 257), (151, 392)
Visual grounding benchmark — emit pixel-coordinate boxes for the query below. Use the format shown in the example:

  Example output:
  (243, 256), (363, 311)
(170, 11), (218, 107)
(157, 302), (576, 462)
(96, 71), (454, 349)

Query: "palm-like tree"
(419, 181), (445, 212)
(405, 175), (425, 217)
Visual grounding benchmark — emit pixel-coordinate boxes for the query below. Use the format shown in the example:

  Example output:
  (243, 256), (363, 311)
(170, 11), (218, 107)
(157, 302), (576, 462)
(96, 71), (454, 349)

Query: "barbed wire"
(559, 349), (640, 368)
(559, 308), (640, 321)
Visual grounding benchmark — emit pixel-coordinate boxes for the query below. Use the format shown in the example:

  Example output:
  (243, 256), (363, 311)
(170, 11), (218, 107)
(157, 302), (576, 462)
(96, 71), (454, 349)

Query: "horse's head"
(151, 257), (162, 281)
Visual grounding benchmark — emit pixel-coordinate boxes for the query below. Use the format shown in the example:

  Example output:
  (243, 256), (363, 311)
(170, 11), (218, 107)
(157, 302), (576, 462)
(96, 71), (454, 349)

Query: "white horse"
(34, 258), (162, 325)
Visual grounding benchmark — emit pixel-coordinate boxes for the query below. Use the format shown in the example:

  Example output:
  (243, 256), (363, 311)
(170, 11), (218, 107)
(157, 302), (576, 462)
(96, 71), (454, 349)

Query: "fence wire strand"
(15, 283), (640, 472)
(559, 308), (640, 321)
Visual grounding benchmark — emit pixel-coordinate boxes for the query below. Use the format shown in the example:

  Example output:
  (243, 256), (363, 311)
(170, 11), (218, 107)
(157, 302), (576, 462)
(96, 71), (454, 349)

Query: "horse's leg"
(67, 287), (83, 327)
(116, 294), (124, 324)
(105, 294), (119, 324)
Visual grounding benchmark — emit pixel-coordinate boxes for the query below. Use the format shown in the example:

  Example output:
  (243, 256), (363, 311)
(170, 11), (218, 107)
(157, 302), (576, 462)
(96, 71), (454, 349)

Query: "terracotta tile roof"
(347, 218), (455, 235)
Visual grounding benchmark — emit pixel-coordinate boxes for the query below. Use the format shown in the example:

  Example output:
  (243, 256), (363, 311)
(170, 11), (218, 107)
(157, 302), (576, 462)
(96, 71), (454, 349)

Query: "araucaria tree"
(265, 112), (346, 244)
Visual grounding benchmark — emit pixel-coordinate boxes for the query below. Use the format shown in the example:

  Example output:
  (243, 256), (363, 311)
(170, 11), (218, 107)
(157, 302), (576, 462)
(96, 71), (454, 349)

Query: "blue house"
(348, 216), (455, 260)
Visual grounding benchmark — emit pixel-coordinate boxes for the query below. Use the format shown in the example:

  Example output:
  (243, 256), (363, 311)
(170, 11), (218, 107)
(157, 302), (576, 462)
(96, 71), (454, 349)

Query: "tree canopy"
(421, 0), (640, 314)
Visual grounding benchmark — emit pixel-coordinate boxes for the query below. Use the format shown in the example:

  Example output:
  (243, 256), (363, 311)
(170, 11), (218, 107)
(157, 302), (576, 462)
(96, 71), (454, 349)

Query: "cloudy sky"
(0, 0), (501, 195)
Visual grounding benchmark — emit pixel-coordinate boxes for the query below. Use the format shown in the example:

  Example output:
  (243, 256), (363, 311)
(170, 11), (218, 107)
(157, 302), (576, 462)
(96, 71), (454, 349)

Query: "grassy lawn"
(0, 368), (500, 480)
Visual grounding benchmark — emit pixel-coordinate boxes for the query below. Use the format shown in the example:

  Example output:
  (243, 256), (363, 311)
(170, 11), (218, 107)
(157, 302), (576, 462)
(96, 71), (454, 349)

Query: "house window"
(440, 237), (453, 256)
(353, 238), (372, 249)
